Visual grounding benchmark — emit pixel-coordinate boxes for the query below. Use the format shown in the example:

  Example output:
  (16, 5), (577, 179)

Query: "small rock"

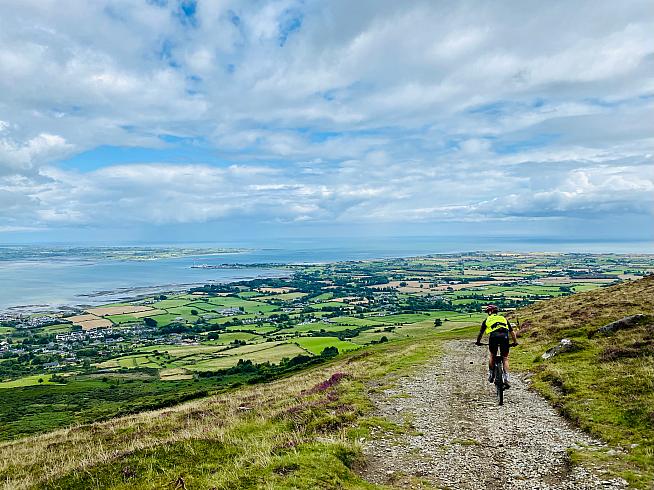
(542, 338), (575, 359)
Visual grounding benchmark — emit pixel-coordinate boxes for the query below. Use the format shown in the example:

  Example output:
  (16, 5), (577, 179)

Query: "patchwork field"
(2, 251), (653, 445)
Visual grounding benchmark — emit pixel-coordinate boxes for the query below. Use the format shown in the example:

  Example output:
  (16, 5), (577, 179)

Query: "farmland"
(1, 251), (653, 440)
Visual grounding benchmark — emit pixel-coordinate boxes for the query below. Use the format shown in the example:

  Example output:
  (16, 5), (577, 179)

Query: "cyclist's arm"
(476, 320), (486, 344)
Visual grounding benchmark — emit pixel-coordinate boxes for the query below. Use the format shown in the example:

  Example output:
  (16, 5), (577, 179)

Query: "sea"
(0, 236), (651, 312)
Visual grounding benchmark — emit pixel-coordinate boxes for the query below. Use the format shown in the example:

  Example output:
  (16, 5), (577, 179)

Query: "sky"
(0, 0), (652, 245)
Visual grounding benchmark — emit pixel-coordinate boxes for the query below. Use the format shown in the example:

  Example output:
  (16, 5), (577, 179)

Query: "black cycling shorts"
(489, 330), (510, 357)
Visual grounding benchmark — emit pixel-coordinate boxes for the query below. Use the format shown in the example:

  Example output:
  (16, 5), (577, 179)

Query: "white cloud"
(0, 132), (73, 175)
(0, 0), (652, 235)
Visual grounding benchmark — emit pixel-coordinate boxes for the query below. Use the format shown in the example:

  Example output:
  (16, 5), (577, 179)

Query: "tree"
(320, 346), (339, 358)
(50, 374), (67, 384)
(144, 317), (157, 328)
(434, 318), (443, 327)
(190, 309), (198, 316)
(207, 331), (220, 340)
(38, 377), (44, 384)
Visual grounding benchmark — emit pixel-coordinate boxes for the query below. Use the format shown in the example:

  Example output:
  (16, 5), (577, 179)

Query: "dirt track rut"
(360, 340), (628, 489)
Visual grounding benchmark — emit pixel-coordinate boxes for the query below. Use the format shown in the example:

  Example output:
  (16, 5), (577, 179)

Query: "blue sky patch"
(58, 144), (227, 171)
(278, 9), (303, 46)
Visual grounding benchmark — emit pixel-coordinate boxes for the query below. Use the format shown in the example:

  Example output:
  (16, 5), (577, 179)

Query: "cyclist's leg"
(488, 337), (498, 369)
(500, 337), (510, 374)
(499, 334), (510, 384)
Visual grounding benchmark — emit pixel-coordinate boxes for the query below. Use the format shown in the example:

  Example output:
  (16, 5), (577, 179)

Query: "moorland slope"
(511, 275), (654, 487)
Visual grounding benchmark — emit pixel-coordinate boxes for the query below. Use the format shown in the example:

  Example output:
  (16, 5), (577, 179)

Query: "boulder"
(542, 338), (574, 360)
(591, 314), (648, 337)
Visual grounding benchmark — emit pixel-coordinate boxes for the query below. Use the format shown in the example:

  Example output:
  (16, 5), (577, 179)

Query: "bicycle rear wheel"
(495, 363), (504, 406)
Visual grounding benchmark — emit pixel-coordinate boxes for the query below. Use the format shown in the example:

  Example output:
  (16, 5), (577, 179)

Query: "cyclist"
(475, 304), (518, 387)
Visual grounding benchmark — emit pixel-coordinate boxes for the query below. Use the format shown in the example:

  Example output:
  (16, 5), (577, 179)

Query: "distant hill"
(511, 275), (654, 488)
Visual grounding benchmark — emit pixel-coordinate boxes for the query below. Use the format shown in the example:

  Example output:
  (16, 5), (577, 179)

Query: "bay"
(0, 235), (651, 311)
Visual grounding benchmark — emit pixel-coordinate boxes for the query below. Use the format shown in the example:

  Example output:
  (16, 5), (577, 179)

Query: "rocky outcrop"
(589, 314), (649, 338)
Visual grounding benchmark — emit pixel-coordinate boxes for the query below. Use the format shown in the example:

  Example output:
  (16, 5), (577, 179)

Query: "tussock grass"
(510, 275), (654, 488)
(0, 328), (445, 489)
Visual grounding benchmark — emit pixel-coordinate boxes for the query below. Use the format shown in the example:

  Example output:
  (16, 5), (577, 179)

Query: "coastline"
(3, 245), (654, 316)
(1, 269), (292, 317)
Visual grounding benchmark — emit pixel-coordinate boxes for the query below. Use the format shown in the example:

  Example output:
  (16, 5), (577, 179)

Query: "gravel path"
(360, 340), (628, 489)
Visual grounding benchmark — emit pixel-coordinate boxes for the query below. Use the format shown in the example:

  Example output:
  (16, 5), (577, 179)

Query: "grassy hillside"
(510, 275), (654, 488)
(0, 325), (465, 489)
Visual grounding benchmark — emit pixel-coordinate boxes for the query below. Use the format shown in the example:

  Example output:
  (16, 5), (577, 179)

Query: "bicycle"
(476, 342), (517, 406)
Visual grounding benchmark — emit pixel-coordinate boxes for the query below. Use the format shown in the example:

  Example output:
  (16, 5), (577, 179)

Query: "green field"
(182, 302), (214, 312)
(330, 316), (385, 326)
(40, 324), (72, 334)
(105, 313), (139, 324)
(0, 374), (57, 389)
(292, 337), (360, 355)
(277, 322), (354, 334)
(237, 291), (263, 298)
(374, 313), (436, 324)
(165, 306), (202, 321)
